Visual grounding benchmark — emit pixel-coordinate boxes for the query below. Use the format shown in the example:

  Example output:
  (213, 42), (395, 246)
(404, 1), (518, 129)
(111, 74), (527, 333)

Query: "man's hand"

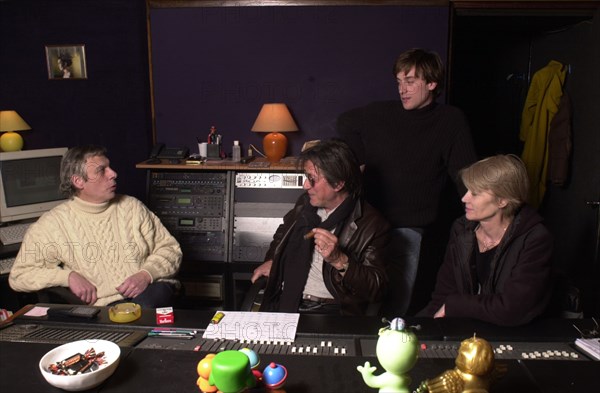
(312, 228), (347, 270)
(68, 271), (98, 305)
(251, 260), (272, 283)
(116, 271), (152, 299)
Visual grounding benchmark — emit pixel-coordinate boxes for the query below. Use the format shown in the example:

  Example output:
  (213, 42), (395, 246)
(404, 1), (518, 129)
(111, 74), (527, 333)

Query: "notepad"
(575, 338), (600, 360)
(202, 311), (299, 343)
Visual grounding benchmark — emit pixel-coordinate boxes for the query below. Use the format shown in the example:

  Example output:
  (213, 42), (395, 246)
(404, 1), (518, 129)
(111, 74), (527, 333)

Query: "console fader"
(138, 335), (357, 356)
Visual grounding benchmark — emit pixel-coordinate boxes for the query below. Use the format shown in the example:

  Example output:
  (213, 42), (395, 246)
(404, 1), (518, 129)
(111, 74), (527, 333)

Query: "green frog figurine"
(357, 317), (419, 393)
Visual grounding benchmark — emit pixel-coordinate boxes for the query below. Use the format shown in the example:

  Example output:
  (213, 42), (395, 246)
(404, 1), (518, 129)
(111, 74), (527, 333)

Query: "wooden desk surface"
(136, 157), (300, 171)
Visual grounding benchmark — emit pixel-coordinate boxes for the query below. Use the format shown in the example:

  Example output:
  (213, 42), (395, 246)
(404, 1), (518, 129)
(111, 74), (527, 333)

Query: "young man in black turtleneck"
(337, 48), (477, 317)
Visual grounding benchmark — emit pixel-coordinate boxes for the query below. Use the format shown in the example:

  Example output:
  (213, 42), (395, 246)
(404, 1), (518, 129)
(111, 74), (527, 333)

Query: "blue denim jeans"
(382, 227), (423, 318)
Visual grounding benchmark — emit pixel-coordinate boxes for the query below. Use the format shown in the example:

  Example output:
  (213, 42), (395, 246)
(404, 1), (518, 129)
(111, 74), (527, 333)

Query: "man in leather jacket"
(250, 139), (391, 316)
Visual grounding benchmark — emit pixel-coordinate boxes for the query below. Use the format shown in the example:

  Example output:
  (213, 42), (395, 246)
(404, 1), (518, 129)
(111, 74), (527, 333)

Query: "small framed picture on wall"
(45, 44), (87, 80)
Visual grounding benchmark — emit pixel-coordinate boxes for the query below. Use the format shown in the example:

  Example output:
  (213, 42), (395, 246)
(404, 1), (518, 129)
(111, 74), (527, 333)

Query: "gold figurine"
(416, 335), (506, 393)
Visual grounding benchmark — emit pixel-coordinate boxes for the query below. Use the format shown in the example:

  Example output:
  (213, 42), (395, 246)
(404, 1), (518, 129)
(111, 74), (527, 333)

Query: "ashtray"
(108, 302), (141, 323)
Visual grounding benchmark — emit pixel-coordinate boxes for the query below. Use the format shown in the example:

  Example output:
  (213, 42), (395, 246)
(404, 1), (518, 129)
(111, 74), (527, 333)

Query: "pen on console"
(148, 330), (196, 338)
(151, 328), (198, 334)
(149, 329), (195, 335)
(148, 332), (195, 339)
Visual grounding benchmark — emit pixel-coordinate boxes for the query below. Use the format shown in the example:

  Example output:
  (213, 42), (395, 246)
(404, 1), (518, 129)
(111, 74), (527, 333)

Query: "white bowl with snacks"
(39, 339), (121, 391)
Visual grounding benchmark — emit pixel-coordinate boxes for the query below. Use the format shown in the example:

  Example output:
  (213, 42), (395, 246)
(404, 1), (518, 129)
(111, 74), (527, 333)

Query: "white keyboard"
(0, 257), (15, 275)
(0, 222), (32, 245)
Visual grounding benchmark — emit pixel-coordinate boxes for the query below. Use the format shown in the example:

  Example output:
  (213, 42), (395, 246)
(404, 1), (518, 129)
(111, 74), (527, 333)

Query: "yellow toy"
(416, 335), (506, 393)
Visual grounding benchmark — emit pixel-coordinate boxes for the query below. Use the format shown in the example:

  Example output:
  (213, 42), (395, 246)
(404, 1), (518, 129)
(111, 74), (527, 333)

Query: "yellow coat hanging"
(519, 60), (567, 208)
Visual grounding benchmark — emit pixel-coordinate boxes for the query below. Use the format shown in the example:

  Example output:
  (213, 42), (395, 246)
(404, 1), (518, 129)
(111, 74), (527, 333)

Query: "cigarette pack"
(156, 307), (174, 325)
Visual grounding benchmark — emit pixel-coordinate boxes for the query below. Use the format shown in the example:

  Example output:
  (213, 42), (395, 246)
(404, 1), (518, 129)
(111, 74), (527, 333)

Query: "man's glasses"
(304, 173), (322, 187)
(573, 317), (599, 339)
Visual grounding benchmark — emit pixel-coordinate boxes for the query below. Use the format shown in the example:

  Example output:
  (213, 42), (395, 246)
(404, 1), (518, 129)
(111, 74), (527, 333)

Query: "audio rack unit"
(147, 171), (230, 262)
(143, 168), (304, 309)
(232, 172), (305, 263)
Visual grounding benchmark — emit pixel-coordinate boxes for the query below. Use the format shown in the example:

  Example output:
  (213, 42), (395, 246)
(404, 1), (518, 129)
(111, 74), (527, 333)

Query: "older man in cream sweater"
(9, 145), (182, 307)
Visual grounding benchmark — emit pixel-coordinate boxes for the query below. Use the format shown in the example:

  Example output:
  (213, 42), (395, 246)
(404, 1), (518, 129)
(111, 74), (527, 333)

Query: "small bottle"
(232, 140), (241, 162)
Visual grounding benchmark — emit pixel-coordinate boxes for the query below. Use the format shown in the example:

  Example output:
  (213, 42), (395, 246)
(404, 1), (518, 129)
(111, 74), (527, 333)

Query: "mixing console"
(2, 306), (597, 393)
(360, 338), (586, 360)
(136, 334), (591, 361)
(0, 322), (146, 347)
(417, 340), (583, 361)
(138, 334), (358, 356)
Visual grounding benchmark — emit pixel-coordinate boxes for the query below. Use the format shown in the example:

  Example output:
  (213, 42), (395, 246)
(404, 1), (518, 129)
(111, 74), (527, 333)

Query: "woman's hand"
(434, 304), (446, 318)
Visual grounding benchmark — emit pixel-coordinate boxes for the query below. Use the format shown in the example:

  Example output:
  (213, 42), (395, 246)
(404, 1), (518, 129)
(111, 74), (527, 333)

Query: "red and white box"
(156, 307), (174, 325)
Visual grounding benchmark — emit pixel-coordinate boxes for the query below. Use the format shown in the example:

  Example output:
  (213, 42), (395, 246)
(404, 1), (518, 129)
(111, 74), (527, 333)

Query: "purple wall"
(0, 0), (151, 200)
(0, 1), (449, 196)
(149, 6), (449, 157)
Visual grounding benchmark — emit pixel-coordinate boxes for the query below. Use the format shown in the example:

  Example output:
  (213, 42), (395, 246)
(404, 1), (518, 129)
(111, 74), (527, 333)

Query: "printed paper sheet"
(202, 311), (299, 342)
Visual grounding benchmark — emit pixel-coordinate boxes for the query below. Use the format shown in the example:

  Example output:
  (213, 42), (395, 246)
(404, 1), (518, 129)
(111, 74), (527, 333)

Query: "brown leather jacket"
(261, 194), (391, 316)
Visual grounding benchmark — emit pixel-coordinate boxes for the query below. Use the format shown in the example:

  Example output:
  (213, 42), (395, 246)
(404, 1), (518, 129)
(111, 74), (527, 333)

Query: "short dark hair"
(393, 48), (445, 97)
(298, 139), (362, 199)
(60, 145), (107, 198)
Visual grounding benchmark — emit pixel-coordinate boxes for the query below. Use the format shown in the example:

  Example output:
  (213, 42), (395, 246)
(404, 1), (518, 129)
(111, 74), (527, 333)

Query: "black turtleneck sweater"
(337, 101), (477, 228)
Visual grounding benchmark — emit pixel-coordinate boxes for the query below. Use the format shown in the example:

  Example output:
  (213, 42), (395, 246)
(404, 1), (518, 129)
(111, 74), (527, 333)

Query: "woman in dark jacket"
(418, 155), (553, 326)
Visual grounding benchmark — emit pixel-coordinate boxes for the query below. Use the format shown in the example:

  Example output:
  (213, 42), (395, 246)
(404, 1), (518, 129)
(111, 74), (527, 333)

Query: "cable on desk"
(248, 144), (266, 158)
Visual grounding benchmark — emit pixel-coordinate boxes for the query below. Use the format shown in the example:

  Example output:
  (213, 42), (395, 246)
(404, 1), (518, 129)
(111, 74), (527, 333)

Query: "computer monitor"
(0, 147), (69, 224)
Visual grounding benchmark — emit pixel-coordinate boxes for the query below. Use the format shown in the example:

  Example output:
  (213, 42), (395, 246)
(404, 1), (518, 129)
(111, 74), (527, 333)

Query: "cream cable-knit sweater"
(9, 195), (182, 306)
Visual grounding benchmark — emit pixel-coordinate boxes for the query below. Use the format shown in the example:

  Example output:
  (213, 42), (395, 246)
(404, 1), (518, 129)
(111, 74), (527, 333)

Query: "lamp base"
(0, 131), (24, 152)
(263, 132), (288, 162)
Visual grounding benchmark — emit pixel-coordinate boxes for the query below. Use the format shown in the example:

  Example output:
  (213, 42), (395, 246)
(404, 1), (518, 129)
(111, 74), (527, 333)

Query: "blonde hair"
(460, 154), (529, 218)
